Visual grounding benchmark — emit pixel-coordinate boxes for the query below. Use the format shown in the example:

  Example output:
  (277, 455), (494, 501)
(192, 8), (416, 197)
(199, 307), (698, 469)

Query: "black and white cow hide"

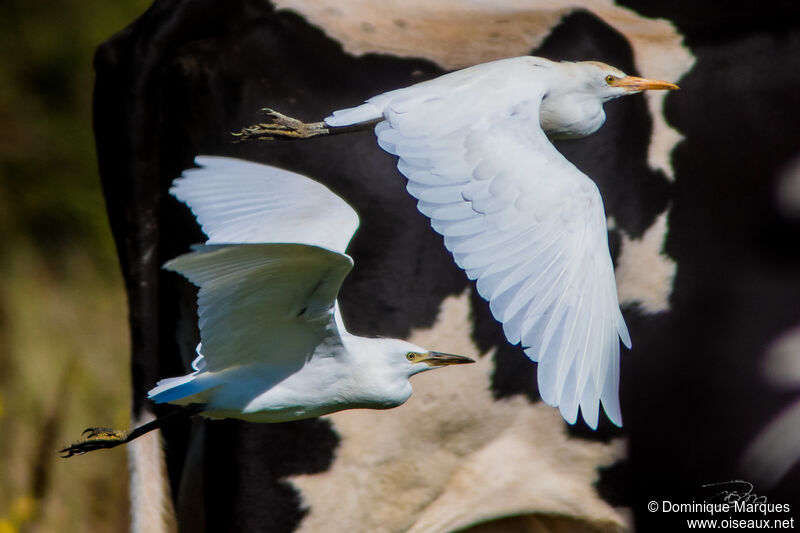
(92, 0), (800, 531)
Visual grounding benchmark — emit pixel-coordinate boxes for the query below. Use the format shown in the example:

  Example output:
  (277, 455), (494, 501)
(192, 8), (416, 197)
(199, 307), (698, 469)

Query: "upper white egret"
(60, 156), (473, 457)
(236, 56), (679, 428)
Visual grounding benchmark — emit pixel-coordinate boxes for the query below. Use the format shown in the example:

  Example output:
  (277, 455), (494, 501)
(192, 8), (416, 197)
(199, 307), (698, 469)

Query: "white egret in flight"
(61, 156), (473, 457)
(235, 56), (679, 428)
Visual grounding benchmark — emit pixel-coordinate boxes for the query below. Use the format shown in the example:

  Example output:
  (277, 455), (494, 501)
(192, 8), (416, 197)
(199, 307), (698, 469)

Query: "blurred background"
(0, 1), (149, 531)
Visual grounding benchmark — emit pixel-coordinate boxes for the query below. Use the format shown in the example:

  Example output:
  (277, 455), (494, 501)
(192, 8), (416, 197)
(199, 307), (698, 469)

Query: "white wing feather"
(163, 157), (360, 373)
(165, 243), (352, 372)
(328, 56), (631, 428)
(171, 156), (359, 252)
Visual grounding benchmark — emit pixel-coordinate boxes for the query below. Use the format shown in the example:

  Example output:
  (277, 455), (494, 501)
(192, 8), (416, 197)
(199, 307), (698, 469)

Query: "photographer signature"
(702, 480), (767, 504)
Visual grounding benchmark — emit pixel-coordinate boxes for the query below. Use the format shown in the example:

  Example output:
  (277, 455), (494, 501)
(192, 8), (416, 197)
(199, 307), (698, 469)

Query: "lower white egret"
(235, 56), (679, 428)
(61, 156), (473, 457)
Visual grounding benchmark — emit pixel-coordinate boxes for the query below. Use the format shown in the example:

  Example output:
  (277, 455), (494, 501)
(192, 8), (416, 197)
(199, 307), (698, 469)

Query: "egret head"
(347, 337), (474, 408)
(578, 61), (680, 102)
(542, 60), (679, 138)
(370, 338), (474, 378)
(403, 347), (475, 375)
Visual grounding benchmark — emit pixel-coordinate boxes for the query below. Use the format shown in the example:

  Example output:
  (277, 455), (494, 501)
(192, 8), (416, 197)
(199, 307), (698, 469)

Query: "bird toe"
(60, 428), (130, 457)
(81, 427), (125, 439)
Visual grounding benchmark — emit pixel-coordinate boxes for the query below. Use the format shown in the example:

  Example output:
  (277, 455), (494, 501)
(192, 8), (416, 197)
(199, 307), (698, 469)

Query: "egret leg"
(59, 403), (204, 458)
(233, 108), (376, 142)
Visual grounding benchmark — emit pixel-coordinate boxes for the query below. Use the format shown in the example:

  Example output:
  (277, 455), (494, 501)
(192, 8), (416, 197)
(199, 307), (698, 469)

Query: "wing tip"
(600, 398), (623, 428)
(566, 402), (622, 430)
(618, 312), (632, 349)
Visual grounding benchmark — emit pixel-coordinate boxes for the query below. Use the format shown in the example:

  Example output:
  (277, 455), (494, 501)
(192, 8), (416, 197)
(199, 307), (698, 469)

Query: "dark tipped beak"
(421, 351), (476, 367)
(614, 75), (680, 92)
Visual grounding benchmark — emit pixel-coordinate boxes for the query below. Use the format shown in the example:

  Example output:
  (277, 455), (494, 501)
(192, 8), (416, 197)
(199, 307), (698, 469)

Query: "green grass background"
(0, 1), (151, 531)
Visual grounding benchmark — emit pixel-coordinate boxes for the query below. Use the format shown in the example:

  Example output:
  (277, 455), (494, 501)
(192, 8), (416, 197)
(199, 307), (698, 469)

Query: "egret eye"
(406, 352), (416, 361)
(605, 75), (616, 85)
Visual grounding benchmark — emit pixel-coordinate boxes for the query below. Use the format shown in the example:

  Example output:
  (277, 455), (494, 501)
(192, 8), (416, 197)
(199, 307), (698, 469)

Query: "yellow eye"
(605, 75), (616, 85)
(406, 352), (417, 362)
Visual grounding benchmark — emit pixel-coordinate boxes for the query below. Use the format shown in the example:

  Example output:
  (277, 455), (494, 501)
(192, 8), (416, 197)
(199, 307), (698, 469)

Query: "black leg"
(233, 108), (378, 142)
(59, 404), (205, 458)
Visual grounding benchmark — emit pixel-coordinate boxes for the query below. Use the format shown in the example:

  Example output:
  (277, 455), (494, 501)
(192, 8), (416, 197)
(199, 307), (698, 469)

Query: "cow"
(92, 0), (800, 531)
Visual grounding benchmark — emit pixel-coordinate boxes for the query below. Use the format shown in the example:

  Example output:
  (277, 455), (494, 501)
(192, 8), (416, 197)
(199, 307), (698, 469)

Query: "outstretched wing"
(165, 243), (352, 372)
(172, 156), (359, 253)
(329, 57), (631, 428)
(165, 156), (360, 372)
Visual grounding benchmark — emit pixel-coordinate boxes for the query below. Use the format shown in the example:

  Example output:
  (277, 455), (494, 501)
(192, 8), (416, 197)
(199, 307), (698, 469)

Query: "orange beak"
(613, 75), (680, 92)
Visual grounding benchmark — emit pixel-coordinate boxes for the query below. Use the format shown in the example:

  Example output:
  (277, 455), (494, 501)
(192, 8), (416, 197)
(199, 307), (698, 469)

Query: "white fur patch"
(741, 325), (800, 488)
(291, 291), (627, 532)
(776, 155), (800, 217)
(128, 410), (177, 533)
(615, 211), (675, 313)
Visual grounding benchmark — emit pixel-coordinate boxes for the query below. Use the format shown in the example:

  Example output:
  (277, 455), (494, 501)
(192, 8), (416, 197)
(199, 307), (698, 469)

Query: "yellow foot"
(59, 427), (130, 458)
(233, 109), (329, 142)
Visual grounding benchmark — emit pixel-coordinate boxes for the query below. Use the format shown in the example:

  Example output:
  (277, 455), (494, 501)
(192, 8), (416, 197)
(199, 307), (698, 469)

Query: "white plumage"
(325, 56), (678, 428)
(148, 156), (473, 422)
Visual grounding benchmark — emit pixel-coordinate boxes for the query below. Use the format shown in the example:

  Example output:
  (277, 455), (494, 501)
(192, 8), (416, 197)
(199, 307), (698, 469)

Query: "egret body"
(60, 157), (473, 456)
(238, 56), (678, 428)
